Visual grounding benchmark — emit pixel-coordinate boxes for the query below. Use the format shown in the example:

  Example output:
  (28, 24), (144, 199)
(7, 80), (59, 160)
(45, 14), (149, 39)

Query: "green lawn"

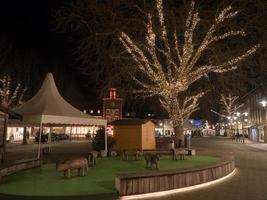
(0, 155), (219, 196)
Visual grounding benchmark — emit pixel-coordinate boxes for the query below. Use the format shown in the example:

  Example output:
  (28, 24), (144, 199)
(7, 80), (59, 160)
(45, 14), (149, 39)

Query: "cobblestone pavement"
(2, 137), (267, 200)
(143, 137), (267, 200)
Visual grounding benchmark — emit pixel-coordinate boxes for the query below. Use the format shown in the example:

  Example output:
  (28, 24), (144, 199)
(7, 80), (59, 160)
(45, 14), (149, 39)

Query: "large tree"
(118, 0), (259, 146)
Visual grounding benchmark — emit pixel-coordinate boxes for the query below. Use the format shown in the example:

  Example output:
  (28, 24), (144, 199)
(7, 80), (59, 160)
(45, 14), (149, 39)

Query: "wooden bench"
(0, 159), (41, 180)
(171, 148), (187, 160)
(185, 148), (196, 156)
(142, 149), (171, 156)
(122, 149), (142, 160)
(42, 147), (51, 155)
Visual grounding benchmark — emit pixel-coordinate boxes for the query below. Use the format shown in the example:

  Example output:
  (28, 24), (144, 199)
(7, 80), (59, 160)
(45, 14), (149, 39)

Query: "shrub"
(92, 128), (115, 151)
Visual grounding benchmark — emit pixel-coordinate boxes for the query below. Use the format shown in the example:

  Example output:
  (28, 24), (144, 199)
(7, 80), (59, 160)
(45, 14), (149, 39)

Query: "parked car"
(53, 133), (69, 140)
(35, 133), (56, 143)
(35, 133), (48, 143)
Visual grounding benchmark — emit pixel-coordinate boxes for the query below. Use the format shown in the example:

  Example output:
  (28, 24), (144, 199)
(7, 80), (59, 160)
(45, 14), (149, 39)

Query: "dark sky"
(0, 0), (265, 121)
(0, 0), (160, 116)
(0, 0), (93, 110)
(0, 1), (65, 64)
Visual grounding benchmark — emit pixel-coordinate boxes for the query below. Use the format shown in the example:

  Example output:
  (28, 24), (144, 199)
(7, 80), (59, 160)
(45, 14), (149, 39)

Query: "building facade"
(155, 119), (200, 137)
(242, 86), (267, 143)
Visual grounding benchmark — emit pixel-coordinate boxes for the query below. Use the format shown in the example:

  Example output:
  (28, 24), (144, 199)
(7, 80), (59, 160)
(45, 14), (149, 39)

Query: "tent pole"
(37, 122), (43, 160)
(48, 126), (52, 153)
(70, 126), (72, 141)
(92, 126), (95, 137)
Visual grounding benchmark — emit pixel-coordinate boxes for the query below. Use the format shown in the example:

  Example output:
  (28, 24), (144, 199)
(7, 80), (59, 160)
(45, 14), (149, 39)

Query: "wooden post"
(1, 113), (8, 163)
(92, 126), (95, 137)
(105, 125), (108, 153)
(37, 122), (43, 160)
(22, 126), (27, 145)
(162, 120), (165, 136)
(67, 169), (71, 179)
(264, 126), (267, 143)
(31, 127), (34, 138)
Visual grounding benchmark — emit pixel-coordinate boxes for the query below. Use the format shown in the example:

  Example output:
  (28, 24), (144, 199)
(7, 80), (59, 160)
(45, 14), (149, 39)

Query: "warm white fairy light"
(118, 0), (259, 143)
(211, 94), (244, 135)
(220, 94), (243, 118)
(0, 75), (25, 107)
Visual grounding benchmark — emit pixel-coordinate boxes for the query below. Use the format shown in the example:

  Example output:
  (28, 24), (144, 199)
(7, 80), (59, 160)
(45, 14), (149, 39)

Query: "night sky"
(0, 1), (66, 65)
(0, 0), (265, 122)
(0, 0), (88, 109)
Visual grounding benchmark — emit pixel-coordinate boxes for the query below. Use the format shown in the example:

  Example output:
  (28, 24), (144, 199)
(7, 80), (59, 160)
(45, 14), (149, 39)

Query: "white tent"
(14, 73), (107, 158)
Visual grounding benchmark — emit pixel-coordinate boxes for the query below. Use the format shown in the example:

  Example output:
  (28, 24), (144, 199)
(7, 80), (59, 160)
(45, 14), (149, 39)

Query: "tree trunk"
(174, 125), (184, 148)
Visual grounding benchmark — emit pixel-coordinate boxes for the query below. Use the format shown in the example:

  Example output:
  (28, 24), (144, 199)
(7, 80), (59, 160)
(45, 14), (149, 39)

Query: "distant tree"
(211, 94), (243, 136)
(0, 75), (27, 145)
(0, 75), (26, 108)
(92, 128), (115, 151)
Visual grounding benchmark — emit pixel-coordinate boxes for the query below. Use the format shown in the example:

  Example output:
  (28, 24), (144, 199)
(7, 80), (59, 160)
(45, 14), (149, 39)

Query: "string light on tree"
(211, 94), (243, 136)
(119, 0), (259, 147)
(0, 76), (26, 108)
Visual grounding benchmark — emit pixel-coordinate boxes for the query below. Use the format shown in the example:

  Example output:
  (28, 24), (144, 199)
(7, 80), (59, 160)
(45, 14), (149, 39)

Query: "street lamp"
(260, 100), (267, 107)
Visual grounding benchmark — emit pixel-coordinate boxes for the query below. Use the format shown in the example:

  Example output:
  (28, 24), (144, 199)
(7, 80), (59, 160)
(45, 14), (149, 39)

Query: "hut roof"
(109, 119), (154, 126)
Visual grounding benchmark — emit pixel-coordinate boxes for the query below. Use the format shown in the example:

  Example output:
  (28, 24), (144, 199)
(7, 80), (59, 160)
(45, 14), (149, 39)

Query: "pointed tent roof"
(14, 73), (106, 126)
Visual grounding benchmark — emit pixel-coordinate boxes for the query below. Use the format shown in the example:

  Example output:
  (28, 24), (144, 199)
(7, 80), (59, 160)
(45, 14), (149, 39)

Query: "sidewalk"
(245, 142), (267, 151)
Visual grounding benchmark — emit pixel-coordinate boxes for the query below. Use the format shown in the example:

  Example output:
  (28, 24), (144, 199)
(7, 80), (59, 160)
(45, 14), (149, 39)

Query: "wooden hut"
(109, 119), (156, 151)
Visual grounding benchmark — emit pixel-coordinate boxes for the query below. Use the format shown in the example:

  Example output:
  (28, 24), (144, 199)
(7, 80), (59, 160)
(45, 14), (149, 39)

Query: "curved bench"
(115, 159), (235, 196)
(0, 159), (41, 180)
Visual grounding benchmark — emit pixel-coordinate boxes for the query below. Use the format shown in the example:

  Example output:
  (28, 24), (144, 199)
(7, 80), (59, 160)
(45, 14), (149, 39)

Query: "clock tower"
(103, 88), (123, 122)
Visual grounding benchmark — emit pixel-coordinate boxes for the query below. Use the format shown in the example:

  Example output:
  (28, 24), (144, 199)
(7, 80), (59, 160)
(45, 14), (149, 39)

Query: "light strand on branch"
(118, 0), (259, 144)
(0, 75), (26, 108)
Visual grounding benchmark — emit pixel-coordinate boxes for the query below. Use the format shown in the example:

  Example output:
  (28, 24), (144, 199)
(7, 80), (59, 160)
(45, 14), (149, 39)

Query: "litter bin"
(42, 147), (51, 155)
(168, 140), (174, 149)
(184, 134), (191, 149)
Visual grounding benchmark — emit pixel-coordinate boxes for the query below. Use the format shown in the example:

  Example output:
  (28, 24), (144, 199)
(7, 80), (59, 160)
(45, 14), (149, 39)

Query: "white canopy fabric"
(14, 73), (106, 127)
(14, 73), (107, 159)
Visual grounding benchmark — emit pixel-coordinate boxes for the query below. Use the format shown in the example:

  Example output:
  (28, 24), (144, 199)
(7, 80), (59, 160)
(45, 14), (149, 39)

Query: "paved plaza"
(146, 137), (267, 200)
(1, 137), (267, 200)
